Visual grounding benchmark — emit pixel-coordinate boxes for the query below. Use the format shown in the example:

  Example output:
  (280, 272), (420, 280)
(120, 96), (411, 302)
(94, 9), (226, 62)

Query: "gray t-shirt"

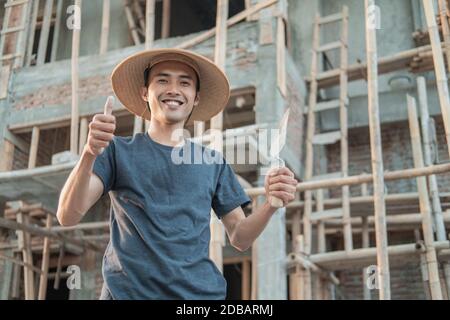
(93, 132), (251, 300)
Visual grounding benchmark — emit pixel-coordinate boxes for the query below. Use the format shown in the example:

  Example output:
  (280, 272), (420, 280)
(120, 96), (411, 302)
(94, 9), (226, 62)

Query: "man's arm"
(56, 97), (116, 226)
(221, 167), (298, 251)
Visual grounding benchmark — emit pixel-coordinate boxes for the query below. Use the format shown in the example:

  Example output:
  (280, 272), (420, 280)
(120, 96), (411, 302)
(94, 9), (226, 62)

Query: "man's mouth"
(161, 99), (185, 108)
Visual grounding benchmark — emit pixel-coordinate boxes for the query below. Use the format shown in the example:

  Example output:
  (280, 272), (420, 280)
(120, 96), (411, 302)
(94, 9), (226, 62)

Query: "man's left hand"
(264, 167), (298, 208)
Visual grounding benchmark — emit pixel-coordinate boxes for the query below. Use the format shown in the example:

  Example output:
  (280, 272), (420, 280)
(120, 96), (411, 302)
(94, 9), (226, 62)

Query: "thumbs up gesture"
(85, 96), (116, 156)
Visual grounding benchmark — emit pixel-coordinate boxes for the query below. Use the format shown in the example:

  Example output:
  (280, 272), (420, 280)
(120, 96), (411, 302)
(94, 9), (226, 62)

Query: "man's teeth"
(163, 100), (182, 106)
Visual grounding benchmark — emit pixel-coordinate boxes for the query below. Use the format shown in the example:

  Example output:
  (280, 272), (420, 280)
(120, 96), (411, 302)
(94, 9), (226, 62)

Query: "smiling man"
(56, 48), (298, 300)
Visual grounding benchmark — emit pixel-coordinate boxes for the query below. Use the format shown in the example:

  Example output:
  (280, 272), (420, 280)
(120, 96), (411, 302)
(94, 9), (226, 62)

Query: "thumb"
(104, 96), (115, 115)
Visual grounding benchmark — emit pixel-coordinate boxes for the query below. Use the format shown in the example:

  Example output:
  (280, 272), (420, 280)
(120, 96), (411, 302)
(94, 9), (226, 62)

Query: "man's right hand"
(85, 96), (116, 156)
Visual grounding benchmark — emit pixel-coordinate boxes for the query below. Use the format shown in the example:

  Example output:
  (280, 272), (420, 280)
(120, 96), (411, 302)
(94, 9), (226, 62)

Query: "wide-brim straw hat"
(111, 48), (230, 125)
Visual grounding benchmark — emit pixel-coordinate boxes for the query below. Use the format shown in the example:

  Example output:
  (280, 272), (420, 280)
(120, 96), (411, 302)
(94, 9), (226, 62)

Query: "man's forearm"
(57, 148), (97, 226)
(232, 201), (277, 251)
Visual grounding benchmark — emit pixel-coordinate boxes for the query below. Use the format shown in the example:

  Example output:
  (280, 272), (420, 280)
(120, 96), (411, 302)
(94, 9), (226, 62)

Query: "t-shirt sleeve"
(92, 139), (116, 196)
(212, 158), (251, 219)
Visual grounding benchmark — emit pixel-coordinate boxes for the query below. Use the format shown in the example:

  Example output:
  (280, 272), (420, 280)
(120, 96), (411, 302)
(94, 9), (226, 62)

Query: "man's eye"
(157, 79), (167, 84)
(181, 82), (190, 86)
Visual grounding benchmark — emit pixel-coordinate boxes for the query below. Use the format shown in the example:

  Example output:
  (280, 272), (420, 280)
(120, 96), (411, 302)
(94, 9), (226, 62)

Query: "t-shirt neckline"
(144, 132), (186, 151)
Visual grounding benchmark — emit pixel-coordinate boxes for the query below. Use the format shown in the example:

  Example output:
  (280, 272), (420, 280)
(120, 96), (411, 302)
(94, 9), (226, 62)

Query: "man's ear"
(141, 87), (148, 102)
(194, 93), (200, 106)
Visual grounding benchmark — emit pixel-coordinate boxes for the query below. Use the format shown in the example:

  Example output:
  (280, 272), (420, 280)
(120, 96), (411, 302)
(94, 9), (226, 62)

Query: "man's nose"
(165, 82), (181, 95)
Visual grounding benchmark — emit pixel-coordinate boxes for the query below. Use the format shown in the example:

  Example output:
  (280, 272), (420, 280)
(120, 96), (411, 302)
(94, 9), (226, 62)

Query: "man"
(57, 48), (298, 300)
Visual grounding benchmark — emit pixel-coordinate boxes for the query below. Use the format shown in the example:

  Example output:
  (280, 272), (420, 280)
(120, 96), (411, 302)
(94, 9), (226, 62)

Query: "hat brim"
(111, 48), (230, 126)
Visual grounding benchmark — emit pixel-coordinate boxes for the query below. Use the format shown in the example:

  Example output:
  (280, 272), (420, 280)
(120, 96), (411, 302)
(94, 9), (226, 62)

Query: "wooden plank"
(38, 213), (52, 300)
(50, 0), (63, 62)
(99, 0), (110, 54)
(365, 0), (390, 300)
(312, 131), (341, 145)
(37, 0), (54, 66)
(407, 95), (443, 299)
(0, 139), (15, 172)
(318, 12), (343, 25)
(71, 0), (81, 155)
(14, 0), (32, 68)
(304, 98), (344, 114)
(0, 65), (11, 99)
(317, 40), (341, 53)
(28, 126), (40, 169)
(5, 0), (29, 7)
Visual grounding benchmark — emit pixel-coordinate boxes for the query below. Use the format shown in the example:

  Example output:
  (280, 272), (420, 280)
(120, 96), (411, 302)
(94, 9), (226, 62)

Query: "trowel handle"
(269, 158), (285, 208)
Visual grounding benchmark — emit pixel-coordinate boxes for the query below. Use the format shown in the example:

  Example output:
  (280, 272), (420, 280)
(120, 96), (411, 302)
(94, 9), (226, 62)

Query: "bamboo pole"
(407, 94), (443, 299)
(415, 229), (432, 299)
(16, 212), (35, 300)
(340, 5), (352, 252)
(418, 77), (450, 298)
(289, 209), (301, 300)
(145, 0), (155, 50)
(365, 0), (390, 300)
(0, 216), (99, 251)
(28, 126), (40, 169)
(417, 77), (448, 242)
(209, 0), (228, 273)
(251, 199), (258, 300)
(361, 181), (371, 300)
(132, 0), (146, 32)
(315, 189), (325, 300)
(38, 213), (52, 300)
(422, 0), (450, 157)
(161, 0), (171, 38)
(301, 12), (320, 301)
(99, 0), (110, 54)
(70, 0), (81, 155)
(25, 0), (40, 66)
(438, 0), (450, 72)
(362, 216), (371, 300)
(242, 259), (250, 300)
(123, 0), (141, 45)
(276, 16), (286, 97)
(50, 0), (63, 62)
(37, 0), (54, 66)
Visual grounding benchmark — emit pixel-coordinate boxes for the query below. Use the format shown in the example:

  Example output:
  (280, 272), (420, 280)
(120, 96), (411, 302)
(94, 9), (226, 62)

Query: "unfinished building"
(0, 0), (450, 300)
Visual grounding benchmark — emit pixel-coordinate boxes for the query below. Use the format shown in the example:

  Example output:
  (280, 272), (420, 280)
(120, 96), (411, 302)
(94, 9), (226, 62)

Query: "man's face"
(142, 61), (200, 125)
